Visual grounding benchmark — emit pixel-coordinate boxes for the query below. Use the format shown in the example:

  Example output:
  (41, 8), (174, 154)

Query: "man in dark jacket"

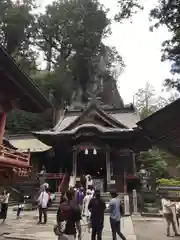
(88, 190), (106, 240)
(56, 189), (82, 240)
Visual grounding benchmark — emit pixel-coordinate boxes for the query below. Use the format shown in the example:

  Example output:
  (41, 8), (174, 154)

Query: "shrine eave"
(33, 124), (150, 149)
(0, 46), (52, 113)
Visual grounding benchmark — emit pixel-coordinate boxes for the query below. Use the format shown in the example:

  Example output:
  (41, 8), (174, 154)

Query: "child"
(16, 196), (24, 219)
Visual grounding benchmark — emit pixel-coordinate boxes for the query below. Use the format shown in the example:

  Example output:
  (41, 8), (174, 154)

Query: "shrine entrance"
(76, 148), (107, 192)
(77, 149), (106, 177)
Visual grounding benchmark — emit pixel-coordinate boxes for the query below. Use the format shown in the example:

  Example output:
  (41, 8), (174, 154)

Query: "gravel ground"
(133, 219), (180, 240)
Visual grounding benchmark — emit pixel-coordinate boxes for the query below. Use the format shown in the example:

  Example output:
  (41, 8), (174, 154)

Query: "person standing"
(161, 196), (180, 237)
(76, 187), (84, 212)
(109, 192), (126, 240)
(16, 196), (24, 219)
(60, 191), (67, 204)
(0, 190), (10, 223)
(56, 189), (82, 240)
(82, 190), (93, 232)
(88, 190), (106, 240)
(37, 187), (49, 224)
(80, 174), (86, 190)
(86, 175), (94, 190)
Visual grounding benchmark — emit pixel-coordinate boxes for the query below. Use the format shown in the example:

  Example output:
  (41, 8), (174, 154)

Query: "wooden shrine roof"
(54, 103), (139, 132)
(33, 101), (150, 151)
(137, 98), (180, 157)
(3, 134), (51, 153)
(0, 46), (52, 113)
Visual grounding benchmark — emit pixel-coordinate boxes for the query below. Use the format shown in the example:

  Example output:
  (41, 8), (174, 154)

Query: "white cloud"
(35, 0), (173, 103)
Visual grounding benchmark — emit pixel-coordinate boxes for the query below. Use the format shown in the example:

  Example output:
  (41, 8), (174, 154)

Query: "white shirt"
(86, 177), (93, 189)
(38, 191), (49, 208)
(161, 198), (172, 214)
(69, 175), (75, 188)
(83, 195), (92, 217)
(3, 193), (10, 204)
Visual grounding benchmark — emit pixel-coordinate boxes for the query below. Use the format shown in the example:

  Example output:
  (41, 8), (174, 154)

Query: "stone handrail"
(37, 172), (64, 179)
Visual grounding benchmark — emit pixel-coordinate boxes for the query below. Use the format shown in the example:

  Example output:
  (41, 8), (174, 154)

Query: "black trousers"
(110, 218), (126, 240)
(1, 203), (8, 220)
(17, 208), (22, 217)
(91, 222), (103, 240)
(39, 207), (47, 223)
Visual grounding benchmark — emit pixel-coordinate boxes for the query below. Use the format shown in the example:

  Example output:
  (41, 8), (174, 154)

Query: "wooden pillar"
(0, 112), (7, 145)
(132, 152), (136, 175)
(72, 148), (77, 186)
(106, 148), (111, 190)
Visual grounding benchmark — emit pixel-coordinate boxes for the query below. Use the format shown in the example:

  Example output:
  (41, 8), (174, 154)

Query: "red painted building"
(0, 45), (52, 184)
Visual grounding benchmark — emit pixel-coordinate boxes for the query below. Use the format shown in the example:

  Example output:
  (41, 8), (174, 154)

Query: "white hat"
(86, 189), (91, 194)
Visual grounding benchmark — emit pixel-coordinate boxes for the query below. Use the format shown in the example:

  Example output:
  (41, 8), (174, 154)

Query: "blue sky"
(36, 0), (173, 103)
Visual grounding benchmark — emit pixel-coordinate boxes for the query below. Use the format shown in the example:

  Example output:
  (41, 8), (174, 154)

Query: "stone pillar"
(132, 189), (138, 214)
(72, 148), (77, 187)
(106, 149), (111, 191)
(0, 112), (6, 145)
(124, 194), (130, 216)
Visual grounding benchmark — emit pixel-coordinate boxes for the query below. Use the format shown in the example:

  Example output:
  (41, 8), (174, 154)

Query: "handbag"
(53, 224), (62, 236)
(53, 221), (66, 236)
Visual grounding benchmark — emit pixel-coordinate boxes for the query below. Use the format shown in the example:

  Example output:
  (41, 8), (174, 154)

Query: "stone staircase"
(48, 192), (125, 212)
(48, 192), (61, 212)
(9, 198), (18, 206)
(7, 179), (40, 203)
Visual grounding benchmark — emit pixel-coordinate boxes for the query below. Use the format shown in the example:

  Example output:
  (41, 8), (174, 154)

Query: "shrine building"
(34, 98), (151, 193)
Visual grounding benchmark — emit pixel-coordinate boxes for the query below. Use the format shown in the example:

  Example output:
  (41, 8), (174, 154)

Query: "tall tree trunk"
(46, 40), (52, 72)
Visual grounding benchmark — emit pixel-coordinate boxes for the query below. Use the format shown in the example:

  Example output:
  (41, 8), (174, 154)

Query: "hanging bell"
(85, 149), (88, 155)
(93, 149), (97, 155)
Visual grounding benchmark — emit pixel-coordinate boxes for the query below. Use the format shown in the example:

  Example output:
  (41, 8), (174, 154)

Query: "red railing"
(0, 145), (30, 167)
(58, 173), (67, 192)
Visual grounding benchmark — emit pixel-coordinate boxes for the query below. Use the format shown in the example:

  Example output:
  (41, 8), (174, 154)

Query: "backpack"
(77, 191), (84, 204)
(54, 201), (72, 236)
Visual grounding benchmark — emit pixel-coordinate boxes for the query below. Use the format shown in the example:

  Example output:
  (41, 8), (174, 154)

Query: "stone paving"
(0, 207), (136, 240)
(132, 215), (180, 240)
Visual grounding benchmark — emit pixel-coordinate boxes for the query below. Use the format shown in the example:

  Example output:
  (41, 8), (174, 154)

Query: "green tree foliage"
(134, 83), (157, 120)
(139, 148), (180, 178)
(157, 178), (180, 186)
(2, 0), (142, 133)
(150, 0), (180, 92)
(115, 0), (143, 22)
(36, 0), (121, 102)
(138, 149), (168, 178)
(6, 109), (52, 134)
(135, 83), (180, 177)
(134, 83), (179, 120)
(0, 0), (38, 73)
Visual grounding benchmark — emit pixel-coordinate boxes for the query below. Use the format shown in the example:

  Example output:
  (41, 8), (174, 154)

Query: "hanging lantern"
(93, 149), (97, 155)
(85, 149), (88, 155)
